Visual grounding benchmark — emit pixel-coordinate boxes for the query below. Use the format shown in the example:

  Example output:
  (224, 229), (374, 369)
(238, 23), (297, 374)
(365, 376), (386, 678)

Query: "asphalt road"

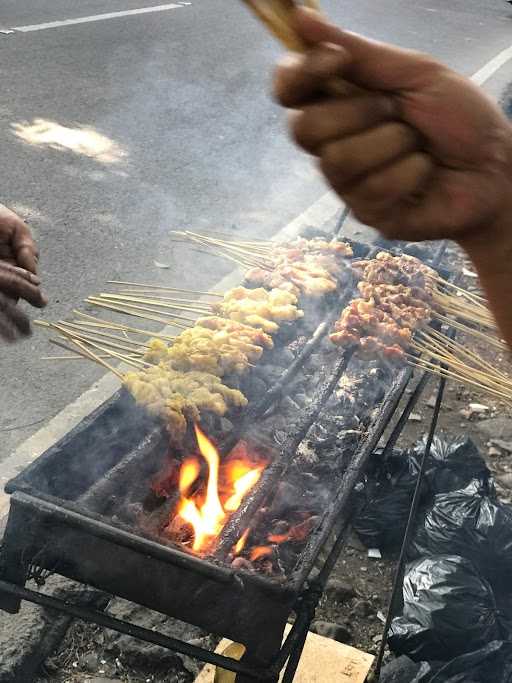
(0, 0), (511, 459)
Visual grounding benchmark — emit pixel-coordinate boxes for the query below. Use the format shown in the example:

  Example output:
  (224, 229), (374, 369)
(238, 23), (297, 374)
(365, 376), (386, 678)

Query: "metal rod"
(380, 370), (431, 458)
(214, 349), (353, 560)
(0, 580), (264, 678)
(373, 368), (448, 678)
(12, 492), (235, 585)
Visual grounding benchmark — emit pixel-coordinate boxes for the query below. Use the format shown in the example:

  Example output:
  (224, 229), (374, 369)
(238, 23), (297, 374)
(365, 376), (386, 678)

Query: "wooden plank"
(195, 623), (374, 683)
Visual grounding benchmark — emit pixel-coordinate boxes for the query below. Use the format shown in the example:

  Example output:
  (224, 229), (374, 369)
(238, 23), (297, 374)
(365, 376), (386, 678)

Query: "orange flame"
(174, 427), (266, 554)
(250, 546), (273, 562)
(234, 528), (251, 556)
(179, 457), (201, 495)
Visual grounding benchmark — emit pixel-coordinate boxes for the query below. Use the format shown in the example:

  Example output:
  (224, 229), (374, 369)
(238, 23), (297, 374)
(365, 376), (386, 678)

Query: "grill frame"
(0, 229), (449, 681)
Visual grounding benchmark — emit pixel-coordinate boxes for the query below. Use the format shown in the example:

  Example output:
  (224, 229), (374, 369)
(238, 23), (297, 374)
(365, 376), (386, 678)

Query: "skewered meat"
(212, 287), (303, 333)
(144, 327), (262, 376)
(357, 282), (432, 326)
(330, 298), (412, 359)
(279, 237), (353, 261)
(245, 261), (337, 297)
(195, 316), (274, 349)
(245, 239), (351, 298)
(353, 252), (436, 290)
(125, 364), (247, 442)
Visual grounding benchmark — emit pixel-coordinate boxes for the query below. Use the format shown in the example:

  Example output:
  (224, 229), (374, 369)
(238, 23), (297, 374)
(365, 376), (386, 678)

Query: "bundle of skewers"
(171, 231), (353, 298)
(329, 250), (512, 404)
(37, 284), (305, 445)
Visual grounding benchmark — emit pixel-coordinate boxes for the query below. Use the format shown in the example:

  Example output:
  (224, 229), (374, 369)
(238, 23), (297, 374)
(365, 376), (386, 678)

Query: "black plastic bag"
(352, 437), (489, 551)
(410, 480), (512, 586)
(352, 447), (420, 549)
(388, 555), (504, 661)
(412, 640), (512, 682)
(410, 435), (490, 496)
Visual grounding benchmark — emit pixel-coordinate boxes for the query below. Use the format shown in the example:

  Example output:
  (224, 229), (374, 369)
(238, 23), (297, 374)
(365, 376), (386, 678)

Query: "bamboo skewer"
(85, 298), (194, 329)
(98, 293), (211, 314)
(419, 328), (512, 384)
(72, 310), (177, 342)
(59, 321), (150, 349)
(53, 323), (148, 357)
(435, 275), (486, 304)
(406, 354), (512, 403)
(433, 312), (508, 351)
(411, 341), (512, 395)
(48, 322), (148, 369)
(107, 281), (223, 297)
(87, 297), (197, 324)
(57, 335), (125, 381)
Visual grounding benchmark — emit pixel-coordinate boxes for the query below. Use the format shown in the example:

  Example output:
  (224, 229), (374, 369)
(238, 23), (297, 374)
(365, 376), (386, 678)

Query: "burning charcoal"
(231, 557), (254, 571)
(270, 520), (290, 536)
(296, 441), (319, 466)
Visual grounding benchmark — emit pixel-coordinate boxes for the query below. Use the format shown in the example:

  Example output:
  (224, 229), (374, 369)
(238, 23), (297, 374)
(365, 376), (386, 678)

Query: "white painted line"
(11, 3), (184, 33)
(471, 44), (512, 85)
(0, 191), (341, 517)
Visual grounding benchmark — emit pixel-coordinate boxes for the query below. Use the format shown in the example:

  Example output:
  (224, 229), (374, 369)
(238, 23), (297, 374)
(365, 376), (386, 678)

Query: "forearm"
(459, 213), (512, 350)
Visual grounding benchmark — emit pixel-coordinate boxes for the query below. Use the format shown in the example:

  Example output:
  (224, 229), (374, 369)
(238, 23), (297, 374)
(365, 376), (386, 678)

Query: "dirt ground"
(37, 245), (512, 681)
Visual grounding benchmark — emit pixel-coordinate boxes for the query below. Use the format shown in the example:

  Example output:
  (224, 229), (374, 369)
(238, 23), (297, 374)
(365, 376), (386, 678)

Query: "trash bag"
(388, 555), (505, 662)
(409, 435), (491, 496)
(410, 480), (512, 586)
(352, 447), (420, 550)
(352, 436), (489, 551)
(412, 640), (512, 682)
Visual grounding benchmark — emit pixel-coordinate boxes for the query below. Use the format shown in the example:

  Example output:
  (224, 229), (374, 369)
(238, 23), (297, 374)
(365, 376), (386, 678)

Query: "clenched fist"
(0, 204), (46, 342)
(274, 8), (512, 245)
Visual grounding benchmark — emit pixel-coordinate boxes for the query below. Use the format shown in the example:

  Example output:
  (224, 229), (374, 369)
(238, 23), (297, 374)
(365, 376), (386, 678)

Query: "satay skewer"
(85, 298), (193, 329)
(72, 310), (178, 342)
(107, 281), (223, 297)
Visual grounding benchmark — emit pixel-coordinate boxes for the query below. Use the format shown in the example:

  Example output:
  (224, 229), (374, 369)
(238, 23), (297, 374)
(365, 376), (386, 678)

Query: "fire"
(173, 426), (266, 554)
(234, 528), (251, 555)
(250, 546), (273, 562)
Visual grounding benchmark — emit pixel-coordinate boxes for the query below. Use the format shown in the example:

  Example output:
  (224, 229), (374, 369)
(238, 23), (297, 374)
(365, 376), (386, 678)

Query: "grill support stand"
(0, 365), (441, 682)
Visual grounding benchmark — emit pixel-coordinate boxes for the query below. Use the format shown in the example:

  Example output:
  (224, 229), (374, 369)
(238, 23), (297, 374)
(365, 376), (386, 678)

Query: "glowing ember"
(250, 546), (273, 562)
(268, 516), (319, 545)
(172, 426), (266, 554)
(234, 528), (251, 555)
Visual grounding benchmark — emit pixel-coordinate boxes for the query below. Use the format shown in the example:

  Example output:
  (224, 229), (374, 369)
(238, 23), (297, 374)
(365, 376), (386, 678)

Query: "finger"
(319, 123), (420, 190)
(377, 167), (488, 242)
(342, 153), (434, 225)
(0, 294), (31, 341)
(274, 43), (351, 108)
(11, 220), (39, 274)
(289, 94), (395, 154)
(293, 7), (442, 92)
(0, 261), (41, 285)
(0, 266), (47, 307)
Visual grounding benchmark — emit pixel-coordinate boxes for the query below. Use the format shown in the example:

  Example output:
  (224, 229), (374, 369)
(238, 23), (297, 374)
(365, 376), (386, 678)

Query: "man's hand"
(274, 8), (512, 245)
(0, 205), (46, 342)
(0, 203), (40, 273)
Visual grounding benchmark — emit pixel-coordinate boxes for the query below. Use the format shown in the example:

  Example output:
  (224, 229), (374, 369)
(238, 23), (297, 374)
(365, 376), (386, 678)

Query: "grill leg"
(234, 622), (284, 683)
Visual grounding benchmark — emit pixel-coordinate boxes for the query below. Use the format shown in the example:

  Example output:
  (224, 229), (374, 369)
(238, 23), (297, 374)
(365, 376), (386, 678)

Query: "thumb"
(294, 7), (439, 92)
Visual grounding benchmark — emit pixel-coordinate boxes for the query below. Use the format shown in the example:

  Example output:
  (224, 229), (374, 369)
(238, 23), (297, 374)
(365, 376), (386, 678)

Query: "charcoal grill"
(0, 228), (449, 682)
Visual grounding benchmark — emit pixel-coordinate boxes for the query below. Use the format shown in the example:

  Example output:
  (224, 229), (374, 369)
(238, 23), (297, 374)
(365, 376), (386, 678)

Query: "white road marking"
(11, 4), (184, 33)
(471, 44), (512, 85)
(0, 191), (341, 516)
